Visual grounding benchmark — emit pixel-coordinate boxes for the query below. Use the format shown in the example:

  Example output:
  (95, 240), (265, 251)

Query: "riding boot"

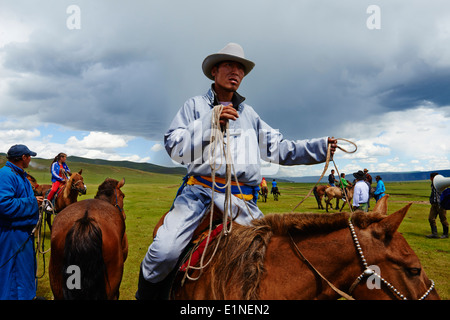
(425, 225), (439, 239)
(135, 265), (176, 300)
(440, 225), (449, 239)
(136, 265), (166, 300)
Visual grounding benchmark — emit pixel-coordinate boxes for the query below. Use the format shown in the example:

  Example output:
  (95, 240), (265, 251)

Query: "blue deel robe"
(0, 161), (39, 300)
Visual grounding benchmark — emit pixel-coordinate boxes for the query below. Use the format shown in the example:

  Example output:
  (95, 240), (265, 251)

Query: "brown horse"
(313, 185), (328, 209)
(49, 178), (127, 300)
(26, 173), (52, 197)
(173, 196), (439, 300)
(324, 185), (354, 212)
(53, 170), (87, 212)
(27, 173), (53, 229)
(259, 186), (268, 202)
(41, 170), (86, 230)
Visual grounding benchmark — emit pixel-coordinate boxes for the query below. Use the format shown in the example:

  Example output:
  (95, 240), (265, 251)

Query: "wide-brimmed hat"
(7, 144), (37, 158)
(202, 43), (255, 80)
(353, 170), (366, 180)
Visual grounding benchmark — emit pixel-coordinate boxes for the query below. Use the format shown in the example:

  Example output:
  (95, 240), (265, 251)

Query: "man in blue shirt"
(0, 145), (43, 299)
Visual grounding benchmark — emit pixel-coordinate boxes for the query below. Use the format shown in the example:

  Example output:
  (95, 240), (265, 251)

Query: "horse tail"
(313, 186), (318, 197)
(62, 210), (108, 300)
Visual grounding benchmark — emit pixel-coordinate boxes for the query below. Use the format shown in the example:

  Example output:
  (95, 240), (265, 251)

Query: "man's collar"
(6, 161), (26, 176)
(208, 84), (245, 110)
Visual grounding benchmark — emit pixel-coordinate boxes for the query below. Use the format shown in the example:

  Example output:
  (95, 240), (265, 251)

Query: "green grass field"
(19, 158), (448, 300)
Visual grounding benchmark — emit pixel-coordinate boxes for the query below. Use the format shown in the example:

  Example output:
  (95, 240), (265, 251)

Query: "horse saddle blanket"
(45, 185), (65, 205)
(179, 221), (227, 272)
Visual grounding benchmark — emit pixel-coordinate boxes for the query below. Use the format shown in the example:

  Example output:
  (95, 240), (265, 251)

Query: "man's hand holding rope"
(328, 137), (337, 159)
(219, 104), (239, 126)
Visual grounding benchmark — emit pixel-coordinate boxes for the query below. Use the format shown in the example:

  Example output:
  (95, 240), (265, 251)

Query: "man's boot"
(135, 265), (166, 300)
(135, 264), (176, 300)
(426, 225), (439, 239)
(440, 225), (449, 239)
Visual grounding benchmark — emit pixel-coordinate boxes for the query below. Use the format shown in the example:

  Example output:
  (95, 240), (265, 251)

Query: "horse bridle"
(347, 221), (435, 300)
(289, 221), (436, 300)
(113, 188), (124, 214)
(71, 178), (86, 194)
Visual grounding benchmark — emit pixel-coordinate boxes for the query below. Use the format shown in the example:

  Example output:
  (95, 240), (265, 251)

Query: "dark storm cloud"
(2, 0), (450, 143)
(377, 67), (450, 111)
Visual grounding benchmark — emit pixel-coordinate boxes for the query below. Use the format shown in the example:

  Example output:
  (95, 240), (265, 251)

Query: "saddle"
(45, 184), (65, 210)
(153, 205), (225, 299)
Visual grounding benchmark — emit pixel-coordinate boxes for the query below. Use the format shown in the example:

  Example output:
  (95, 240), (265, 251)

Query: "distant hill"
(0, 153), (186, 176)
(66, 156), (186, 175)
(2, 153), (448, 182)
(281, 169), (450, 183)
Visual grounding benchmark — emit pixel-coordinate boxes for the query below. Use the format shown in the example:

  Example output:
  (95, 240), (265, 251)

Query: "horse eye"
(407, 267), (421, 276)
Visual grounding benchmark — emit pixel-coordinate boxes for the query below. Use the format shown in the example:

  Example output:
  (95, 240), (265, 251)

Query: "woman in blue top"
(46, 153), (71, 203)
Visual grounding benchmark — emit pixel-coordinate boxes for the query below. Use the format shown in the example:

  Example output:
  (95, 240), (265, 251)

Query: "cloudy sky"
(1, 0), (450, 177)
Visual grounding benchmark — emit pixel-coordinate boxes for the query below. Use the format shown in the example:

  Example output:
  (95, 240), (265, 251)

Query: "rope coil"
(183, 104), (253, 283)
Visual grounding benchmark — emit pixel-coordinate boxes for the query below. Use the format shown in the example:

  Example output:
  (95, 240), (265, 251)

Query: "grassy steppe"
(7, 157), (446, 300)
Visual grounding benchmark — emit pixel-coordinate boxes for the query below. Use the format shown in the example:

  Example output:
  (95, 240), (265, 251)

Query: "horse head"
(67, 169), (87, 195)
(350, 196), (440, 300)
(95, 178), (126, 220)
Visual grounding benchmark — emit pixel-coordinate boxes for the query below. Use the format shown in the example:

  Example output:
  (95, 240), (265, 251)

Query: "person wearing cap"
(352, 170), (369, 212)
(137, 43), (337, 299)
(0, 145), (43, 299)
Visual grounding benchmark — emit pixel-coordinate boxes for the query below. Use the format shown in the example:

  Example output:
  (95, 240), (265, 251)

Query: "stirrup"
(43, 199), (53, 212)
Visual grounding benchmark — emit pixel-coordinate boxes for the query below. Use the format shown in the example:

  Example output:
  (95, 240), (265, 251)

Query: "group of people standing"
(328, 169), (448, 239)
(328, 168), (385, 212)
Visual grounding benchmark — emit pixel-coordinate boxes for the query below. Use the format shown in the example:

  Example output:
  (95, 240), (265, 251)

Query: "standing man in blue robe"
(0, 145), (43, 300)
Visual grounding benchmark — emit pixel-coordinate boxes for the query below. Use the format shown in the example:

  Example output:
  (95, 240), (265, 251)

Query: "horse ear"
(373, 203), (411, 240)
(117, 178), (125, 189)
(372, 194), (389, 215)
(78, 169), (82, 175)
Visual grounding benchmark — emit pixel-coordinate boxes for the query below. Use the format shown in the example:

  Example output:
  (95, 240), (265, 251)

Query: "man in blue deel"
(0, 144), (43, 299)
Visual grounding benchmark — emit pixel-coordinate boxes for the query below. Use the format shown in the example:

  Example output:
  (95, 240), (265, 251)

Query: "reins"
(288, 231), (355, 300)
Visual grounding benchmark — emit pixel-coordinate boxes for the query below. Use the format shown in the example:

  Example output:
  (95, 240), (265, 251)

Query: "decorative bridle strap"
(289, 221), (436, 300)
(287, 232), (355, 300)
(347, 221), (435, 300)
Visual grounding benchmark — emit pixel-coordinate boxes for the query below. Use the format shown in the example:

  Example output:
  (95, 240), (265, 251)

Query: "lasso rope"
(183, 104), (253, 283)
(290, 138), (357, 213)
(34, 200), (53, 279)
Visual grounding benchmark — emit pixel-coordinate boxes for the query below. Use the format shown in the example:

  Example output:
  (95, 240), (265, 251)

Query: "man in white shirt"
(352, 170), (369, 212)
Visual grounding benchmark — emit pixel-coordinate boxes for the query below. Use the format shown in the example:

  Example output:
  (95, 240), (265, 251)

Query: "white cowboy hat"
(202, 43), (255, 80)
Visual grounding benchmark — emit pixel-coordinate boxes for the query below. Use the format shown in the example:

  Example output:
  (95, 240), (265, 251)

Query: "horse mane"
(94, 178), (119, 202)
(63, 174), (77, 198)
(205, 210), (387, 299)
